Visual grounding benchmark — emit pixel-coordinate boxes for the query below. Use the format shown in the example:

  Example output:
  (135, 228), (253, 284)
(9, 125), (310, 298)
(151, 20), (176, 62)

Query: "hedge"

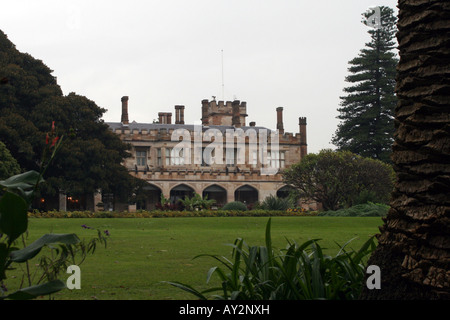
(28, 209), (319, 218)
(317, 202), (389, 217)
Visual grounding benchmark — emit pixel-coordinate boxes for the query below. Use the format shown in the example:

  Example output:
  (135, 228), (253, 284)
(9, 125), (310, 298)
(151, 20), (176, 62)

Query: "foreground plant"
(0, 122), (107, 299)
(179, 193), (216, 211)
(166, 218), (376, 300)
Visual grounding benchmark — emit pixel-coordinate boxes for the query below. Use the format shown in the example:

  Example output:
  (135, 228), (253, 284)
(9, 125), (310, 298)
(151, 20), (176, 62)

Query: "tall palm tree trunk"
(360, 0), (450, 299)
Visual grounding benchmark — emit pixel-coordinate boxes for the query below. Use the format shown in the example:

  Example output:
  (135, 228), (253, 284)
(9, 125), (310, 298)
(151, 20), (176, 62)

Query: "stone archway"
(170, 183), (195, 204)
(276, 185), (294, 199)
(140, 184), (162, 210)
(234, 185), (258, 205)
(203, 184), (227, 208)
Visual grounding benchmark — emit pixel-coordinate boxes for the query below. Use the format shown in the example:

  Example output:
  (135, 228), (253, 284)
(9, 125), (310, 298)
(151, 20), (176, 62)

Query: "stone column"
(59, 191), (67, 212)
(226, 184), (235, 203)
(94, 190), (103, 212)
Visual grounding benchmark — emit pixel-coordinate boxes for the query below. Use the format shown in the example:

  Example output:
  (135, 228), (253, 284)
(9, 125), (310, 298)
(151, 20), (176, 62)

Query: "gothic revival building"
(105, 96), (308, 211)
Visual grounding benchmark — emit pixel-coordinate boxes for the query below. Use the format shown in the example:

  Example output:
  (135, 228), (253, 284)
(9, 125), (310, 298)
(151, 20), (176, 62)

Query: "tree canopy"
(332, 6), (398, 163)
(282, 149), (395, 211)
(0, 141), (20, 180)
(0, 30), (137, 208)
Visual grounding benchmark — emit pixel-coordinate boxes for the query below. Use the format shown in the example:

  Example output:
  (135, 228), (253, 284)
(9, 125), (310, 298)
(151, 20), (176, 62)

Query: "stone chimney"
(158, 112), (172, 124)
(232, 100), (241, 128)
(299, 117), (307, 157)
(121, 96), (129, 124)
(240, 102), (247, 126)
(276, 107), (284, 134)
(201, 99), (209, 125)
(175, 105), (185, 124)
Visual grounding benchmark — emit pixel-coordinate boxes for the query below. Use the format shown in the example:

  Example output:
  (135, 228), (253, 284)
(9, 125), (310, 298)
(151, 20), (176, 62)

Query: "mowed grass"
(7, 216), (383, 300)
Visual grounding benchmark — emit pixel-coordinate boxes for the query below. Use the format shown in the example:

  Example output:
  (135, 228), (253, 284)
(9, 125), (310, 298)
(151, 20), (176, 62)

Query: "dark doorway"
(170, 184), (195, 204)
(276, 186), (294, 198)
(203, 185), (227, 208)
(234, 185), (258, 205)
(137, 184), (162, 210)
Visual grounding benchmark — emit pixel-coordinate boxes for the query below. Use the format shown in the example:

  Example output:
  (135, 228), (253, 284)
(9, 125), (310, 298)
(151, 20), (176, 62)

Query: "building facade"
(105, 96), (308, 211)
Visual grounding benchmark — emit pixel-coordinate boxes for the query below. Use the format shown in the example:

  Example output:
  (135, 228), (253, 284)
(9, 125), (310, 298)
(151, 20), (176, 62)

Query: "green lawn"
(6, 216), (383, 300)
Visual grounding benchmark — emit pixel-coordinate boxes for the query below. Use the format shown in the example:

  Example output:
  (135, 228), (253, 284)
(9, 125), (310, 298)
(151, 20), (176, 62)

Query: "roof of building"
(106, 121), (271, 133)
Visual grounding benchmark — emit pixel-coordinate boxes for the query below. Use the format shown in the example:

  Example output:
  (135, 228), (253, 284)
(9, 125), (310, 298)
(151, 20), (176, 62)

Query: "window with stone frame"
(165, 148), (172, 166)
(165, 147), (185, 166)
(225, 148), (236, 167)
(202, 147), (211, 167)
(157, 148), (162, 166)
(267, 150), (286, 169)
(136, 149), (148, 167)
(250, 149), (258, 167)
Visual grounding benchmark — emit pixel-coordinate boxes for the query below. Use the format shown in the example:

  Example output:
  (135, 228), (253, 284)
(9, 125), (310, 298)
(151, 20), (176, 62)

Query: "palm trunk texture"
(360, 0), (450, 299)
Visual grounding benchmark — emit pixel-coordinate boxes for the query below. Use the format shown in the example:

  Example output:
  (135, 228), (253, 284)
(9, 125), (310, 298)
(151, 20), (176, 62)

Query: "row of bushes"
(29, 209), (319, 218)
(28, 203), (388, 218)
(317, 202), (389, 217)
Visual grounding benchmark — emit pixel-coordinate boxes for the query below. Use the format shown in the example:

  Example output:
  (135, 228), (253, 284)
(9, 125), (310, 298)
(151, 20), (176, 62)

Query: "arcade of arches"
(132, 183), (293, 211)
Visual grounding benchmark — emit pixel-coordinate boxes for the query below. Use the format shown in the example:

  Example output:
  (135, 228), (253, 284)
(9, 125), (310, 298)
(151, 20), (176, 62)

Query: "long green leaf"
(162, 281), (208, 300)
(194, 254), (234, 272)
(10, 233), (80, 263)
(353, 236), (376, 264)
(231, 239), (243, 289)
(265, 218), (273, 262)
(3, 280), (66, 300)
(0, 243), (8, 281)
(0, 170), (42, 190)
(0, 170), (43, 202)
(0, 191), (28, 243)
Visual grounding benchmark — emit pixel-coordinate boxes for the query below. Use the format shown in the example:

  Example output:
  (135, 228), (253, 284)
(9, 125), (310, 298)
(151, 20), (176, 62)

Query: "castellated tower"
(201, 99), (248, 127)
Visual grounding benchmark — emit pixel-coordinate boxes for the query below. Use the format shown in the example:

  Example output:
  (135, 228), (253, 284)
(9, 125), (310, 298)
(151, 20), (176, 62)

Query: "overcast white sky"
(1, 0), (398, 154)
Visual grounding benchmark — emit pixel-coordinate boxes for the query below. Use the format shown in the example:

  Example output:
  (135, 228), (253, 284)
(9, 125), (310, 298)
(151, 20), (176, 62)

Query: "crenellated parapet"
(201, 99), (248, 126)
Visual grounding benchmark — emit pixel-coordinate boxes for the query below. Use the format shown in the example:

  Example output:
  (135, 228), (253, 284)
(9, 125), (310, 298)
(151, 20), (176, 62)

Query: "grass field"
(6, 216), (383, 300)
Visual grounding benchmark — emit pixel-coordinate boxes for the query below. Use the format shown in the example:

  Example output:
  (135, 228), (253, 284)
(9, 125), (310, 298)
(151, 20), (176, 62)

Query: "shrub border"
(28, 209), (319, 218)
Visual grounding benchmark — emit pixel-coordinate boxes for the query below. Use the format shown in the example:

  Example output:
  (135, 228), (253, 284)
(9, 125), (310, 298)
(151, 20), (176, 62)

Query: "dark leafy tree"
(282, 149), (394, 211)
(332, 6), (398, 163)
(0, 30), (137, 209)
(0, 141), (20, 180)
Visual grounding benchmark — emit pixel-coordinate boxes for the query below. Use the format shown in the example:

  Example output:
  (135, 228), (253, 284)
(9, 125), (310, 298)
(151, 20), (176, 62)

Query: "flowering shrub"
(287, 207), (306, 214)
